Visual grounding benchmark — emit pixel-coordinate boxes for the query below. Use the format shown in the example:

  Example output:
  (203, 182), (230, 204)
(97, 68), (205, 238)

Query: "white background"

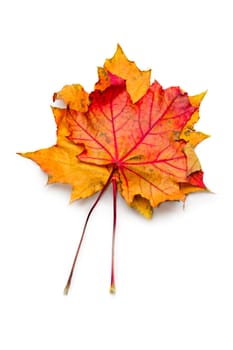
(1, 0), (232, 349)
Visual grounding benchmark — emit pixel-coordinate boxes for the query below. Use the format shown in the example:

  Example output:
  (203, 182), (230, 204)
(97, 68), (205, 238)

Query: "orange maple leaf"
(19, 45), (208, 294)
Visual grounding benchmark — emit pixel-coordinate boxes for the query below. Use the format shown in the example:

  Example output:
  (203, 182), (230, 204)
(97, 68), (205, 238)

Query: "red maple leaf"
(19, 45), (208, 294)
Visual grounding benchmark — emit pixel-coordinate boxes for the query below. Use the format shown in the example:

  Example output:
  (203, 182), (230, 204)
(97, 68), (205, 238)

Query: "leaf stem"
(110, 174), (117, 294)
(64, 168), (115, 295)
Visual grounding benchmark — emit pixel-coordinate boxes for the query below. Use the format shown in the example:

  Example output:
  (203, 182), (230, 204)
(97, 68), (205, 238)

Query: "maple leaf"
(19, 44), (208, 294)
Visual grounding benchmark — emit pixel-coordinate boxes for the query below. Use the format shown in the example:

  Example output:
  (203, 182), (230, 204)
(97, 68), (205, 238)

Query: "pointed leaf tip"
(131, 195), (153, 219)
(104, 44), (151, 103)
(53, 84), (89, 112)
(189, 90), (207, 107)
